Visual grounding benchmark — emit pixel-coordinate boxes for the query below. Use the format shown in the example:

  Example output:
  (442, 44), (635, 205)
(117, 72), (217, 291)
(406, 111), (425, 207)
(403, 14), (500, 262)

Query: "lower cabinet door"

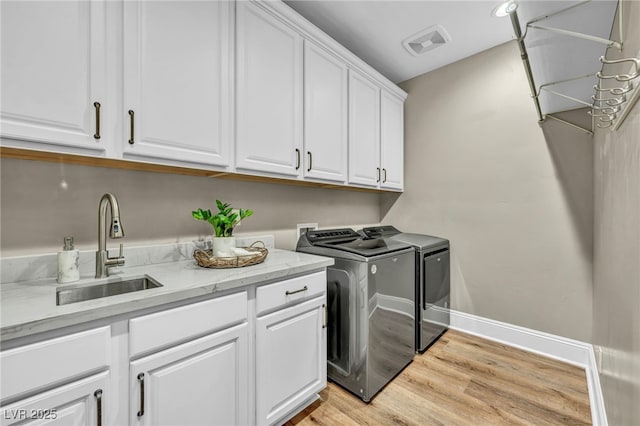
(129, 323), (248, 426)
(0, 371), (109, 426)
(256, 296), (327, 425)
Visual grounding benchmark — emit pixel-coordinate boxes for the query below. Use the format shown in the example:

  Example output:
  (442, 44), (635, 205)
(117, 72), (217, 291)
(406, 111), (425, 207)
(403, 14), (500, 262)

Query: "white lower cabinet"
(129, 324), (248, 426)
(1, 372), (109, 426)
(0, 271), (328, 426)
(255, 273), (327, 425)
(0, 325), (111, 426)
(128, 291), (249, 426)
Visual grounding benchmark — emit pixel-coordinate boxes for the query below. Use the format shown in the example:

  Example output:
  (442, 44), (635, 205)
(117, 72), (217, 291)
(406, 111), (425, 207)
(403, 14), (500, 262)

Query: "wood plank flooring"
(285, 330), (591, 426)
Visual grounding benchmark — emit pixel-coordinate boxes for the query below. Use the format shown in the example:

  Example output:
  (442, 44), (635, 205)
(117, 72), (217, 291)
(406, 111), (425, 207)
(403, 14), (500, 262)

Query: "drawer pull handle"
(383, 168), (387, 183)
(285, 285), (308, 296)
(94, 389), (103, 426)
(93, 102), (101, 140)
(295, 148), (301, 170)
(128, 110), (135, 145)
(307, 151), (312, 172)
(137, 373), (145, 417)
(376, 167), (381, 182)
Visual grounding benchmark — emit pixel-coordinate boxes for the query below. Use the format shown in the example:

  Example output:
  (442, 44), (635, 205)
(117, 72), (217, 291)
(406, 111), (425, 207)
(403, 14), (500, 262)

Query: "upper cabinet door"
(348, 71), (381, 187)
(235, 1), (303, 176)
(123, 0), (232, 167)
(380, 91), (404, 191)
(0, 0), (107, 154)
(303, 41), (348, 183)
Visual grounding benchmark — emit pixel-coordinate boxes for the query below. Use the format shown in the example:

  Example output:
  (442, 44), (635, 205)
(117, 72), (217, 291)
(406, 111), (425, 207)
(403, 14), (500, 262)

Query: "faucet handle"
(108, 244), (125, 265)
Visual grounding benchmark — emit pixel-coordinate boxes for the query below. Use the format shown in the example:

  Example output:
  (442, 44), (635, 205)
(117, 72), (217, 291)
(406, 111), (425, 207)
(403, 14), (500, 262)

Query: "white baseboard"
(449, 309), (607, 426)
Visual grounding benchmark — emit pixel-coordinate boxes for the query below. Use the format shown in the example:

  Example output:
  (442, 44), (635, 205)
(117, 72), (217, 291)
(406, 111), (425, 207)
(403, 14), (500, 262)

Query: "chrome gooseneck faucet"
(96, 193), (126, 278)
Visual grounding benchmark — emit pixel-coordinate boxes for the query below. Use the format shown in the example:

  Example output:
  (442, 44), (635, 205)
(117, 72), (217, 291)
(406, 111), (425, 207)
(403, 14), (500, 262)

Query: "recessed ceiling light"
(492, 0), (518, 17)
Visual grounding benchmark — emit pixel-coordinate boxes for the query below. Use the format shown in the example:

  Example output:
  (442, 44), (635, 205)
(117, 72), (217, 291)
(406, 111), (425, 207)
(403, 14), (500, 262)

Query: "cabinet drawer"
(0, 326), (110, 402)
(129, 291), (247, 357)
(256, 271), (326, 315)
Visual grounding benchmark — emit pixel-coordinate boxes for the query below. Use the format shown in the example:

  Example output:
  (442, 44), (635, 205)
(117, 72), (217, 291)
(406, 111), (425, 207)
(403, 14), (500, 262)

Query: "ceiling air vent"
(402, 25), (451, 56)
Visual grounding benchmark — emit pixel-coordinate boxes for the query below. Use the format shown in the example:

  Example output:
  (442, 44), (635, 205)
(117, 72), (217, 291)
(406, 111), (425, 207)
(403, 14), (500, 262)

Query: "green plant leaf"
(196, 200), (253, 237)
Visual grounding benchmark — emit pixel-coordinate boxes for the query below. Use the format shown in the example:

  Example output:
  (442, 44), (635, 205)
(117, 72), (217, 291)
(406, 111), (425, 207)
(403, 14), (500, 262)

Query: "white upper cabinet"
(0, 0), (108, 154)
(380, 91), (404, 190)
(1, 0), (406, 191)
(348, 70), (381, 187)
(235, 1), (303, 176)
(123, 1), (232, 167)
(303, 41), (348, 183)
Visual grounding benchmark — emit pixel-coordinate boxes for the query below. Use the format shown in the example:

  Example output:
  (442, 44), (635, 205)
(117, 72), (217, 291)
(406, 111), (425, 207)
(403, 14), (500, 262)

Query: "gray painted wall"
(593, 2), (640, 425)
(384, 41), (594, 342)
(0, 158), (381, 256)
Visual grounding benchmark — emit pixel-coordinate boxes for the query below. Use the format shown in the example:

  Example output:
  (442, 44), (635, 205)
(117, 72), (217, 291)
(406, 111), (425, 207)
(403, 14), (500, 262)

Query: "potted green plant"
(192, 200), (253, 257)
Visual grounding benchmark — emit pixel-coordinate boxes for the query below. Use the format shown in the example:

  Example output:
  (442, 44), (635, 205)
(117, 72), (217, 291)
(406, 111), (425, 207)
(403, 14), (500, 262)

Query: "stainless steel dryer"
(296, 228), (415, 402)
(361, 226), (450, 353)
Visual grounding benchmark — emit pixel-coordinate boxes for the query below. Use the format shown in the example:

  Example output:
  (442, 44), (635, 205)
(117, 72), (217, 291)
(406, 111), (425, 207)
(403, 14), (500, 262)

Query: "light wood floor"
(285, 330), (591, 426)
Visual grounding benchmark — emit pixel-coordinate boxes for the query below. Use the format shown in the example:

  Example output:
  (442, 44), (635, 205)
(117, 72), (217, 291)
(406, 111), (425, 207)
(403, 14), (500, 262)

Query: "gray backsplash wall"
(0, 157), (381, 256)
(593, 2), (640, 425)
(385, 41), (594, 343)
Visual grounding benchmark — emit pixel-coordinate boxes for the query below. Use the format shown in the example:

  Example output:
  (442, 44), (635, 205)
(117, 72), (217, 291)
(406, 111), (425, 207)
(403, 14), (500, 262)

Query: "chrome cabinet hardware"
(295, 148), (300, 170)
(382, 168), (387, 183)
(93, 102), (101, 140)
(376, 167), (381, 183)
(94, 389), (103, 426)
(137, 373), (145, 417)
(128, 110), (135, 145)
(285, 285), (308, 296)
(307, 151), (312, 172)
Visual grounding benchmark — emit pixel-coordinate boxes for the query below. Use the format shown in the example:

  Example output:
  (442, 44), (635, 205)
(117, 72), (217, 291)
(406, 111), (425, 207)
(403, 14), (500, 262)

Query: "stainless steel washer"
(361, 226), (450, 352)
(296, 228), (415, 402)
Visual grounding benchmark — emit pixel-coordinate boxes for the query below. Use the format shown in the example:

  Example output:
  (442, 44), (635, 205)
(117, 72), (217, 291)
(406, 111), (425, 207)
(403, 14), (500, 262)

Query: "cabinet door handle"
(383, 168), (387, 183)
(128, 110), (135, 145)
(93, 102), (101, 140)
(285, 285), (308, 296)
(295, 149), (300, 170)
(307, 151), (312, 172)
(322, 303), (327, 329)
(376, 167), (381, 182)
(137, 373), (145, 417)
(94, 389), (103, 426)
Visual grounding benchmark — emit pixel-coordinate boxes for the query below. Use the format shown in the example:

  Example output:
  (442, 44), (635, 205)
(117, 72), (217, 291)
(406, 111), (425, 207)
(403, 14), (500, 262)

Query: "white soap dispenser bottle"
(57, 236), (80, 283)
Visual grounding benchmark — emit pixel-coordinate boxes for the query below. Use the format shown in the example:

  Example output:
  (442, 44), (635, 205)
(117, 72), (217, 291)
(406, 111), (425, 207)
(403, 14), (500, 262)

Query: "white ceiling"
(284, 0), (619, 116)
(285, 0), (517, 83)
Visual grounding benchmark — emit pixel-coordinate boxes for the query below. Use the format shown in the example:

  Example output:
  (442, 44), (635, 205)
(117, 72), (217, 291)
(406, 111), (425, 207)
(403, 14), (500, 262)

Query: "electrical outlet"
(297, 223), (318, 239)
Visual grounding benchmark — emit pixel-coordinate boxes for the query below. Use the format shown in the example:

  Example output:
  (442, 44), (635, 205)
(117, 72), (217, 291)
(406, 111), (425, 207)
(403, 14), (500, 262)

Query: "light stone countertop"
(1, 249), (333, 342)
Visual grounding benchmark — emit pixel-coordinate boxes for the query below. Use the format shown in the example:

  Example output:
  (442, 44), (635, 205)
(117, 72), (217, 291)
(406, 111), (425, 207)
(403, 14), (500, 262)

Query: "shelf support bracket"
(528, 24), (621, 50)
(545, 114), (594, 135)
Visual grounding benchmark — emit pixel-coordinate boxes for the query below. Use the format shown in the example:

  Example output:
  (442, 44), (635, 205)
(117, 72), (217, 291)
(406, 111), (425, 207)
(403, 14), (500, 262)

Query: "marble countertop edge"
(1, 249), (333, 342)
